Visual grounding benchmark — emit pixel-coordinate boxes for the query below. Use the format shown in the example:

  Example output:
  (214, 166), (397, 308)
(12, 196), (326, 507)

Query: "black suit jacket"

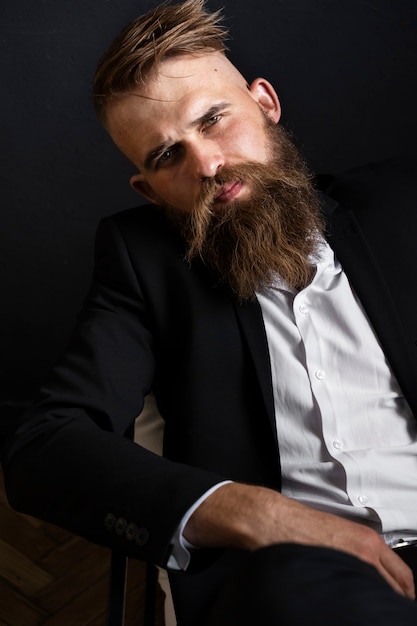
(2, 158), (417, 624)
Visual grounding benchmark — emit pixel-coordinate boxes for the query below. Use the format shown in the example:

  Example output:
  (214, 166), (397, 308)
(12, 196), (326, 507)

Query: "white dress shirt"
(168, 240), (417, 569)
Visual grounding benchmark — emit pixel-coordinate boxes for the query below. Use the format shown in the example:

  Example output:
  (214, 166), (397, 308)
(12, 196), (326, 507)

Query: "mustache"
(197, 159), (312, 209)
(197, 167), (243, 208)
(197, 163), (261, 207)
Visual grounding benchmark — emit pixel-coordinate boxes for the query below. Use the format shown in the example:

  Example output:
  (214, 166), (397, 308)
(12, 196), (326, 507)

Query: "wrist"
(184, 482), (280, 551)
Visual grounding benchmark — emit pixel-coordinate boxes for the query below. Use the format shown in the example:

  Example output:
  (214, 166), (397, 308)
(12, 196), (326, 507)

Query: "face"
(105, 52), (281, 213)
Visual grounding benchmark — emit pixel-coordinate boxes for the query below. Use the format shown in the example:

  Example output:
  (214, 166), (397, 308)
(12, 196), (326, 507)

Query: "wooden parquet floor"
(0, 469), (165, 625)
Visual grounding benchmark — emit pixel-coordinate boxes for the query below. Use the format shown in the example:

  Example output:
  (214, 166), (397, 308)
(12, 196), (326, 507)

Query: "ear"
(248, 78), (281, 124)
(130, 173), (159, 204)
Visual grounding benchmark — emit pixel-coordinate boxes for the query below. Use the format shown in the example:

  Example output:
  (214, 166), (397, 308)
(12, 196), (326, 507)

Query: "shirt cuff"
(166, 481), (232, 571)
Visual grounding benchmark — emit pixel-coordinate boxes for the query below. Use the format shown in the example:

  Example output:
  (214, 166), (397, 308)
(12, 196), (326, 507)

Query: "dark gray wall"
(2, 0), (417, 410)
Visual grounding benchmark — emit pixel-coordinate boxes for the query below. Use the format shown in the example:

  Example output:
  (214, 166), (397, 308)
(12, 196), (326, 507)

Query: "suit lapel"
(232, 298), (278, 447)
(324, 195), (417, 416)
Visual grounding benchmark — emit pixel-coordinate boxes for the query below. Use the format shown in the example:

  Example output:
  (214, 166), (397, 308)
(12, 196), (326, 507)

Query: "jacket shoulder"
(102, 203), (170, 236)
(317, 156), (417, 215)
(97, 203), (187, 262)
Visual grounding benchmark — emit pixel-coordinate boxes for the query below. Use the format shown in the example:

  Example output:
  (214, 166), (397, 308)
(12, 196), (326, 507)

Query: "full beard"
(163, 123), (325, 301)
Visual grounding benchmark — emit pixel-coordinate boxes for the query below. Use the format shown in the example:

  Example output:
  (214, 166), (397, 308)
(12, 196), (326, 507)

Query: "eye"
(157, 146), (178, 167)
(205, 114), (221, 128)
(160, 150), (171, 162)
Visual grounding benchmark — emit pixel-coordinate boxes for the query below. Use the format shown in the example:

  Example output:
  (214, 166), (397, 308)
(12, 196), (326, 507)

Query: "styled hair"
(92, 0), (229, 124)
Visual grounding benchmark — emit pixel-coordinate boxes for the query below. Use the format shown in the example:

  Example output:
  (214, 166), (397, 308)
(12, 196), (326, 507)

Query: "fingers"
(310, 515), (416, 601)
(378, 548), (415, 600)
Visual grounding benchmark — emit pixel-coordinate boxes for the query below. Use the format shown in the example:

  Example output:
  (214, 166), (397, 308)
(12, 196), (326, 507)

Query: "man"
(2, 1), (417, 624)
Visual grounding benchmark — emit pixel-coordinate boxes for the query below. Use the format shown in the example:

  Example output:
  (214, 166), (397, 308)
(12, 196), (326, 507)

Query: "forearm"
(184, 482), (332, 551)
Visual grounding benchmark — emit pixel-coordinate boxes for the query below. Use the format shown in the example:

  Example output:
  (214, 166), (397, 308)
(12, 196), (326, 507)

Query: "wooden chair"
(106, 552), (158, 626)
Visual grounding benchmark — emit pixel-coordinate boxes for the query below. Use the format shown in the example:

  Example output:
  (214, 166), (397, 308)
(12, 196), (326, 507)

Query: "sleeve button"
(104, 513), (116, 531)
(114, 517), (128, 536)
(125, 523), (139, 541)
(135, 527), (150, 546)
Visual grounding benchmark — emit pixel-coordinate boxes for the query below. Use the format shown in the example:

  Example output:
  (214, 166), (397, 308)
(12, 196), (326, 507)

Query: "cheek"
(225, 118), (269, 163)
(147, 175), (194, 210)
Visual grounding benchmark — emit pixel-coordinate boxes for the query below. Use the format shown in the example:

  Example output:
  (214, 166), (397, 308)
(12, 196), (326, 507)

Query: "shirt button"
(358, 495), (369, 506)
(315, 370), (326, 381)
(332, 439), (344, 451)
(299, 303), (310, 315)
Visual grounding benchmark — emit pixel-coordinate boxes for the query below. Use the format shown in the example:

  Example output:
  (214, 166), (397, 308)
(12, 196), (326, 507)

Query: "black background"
(1, 0), (417, 415)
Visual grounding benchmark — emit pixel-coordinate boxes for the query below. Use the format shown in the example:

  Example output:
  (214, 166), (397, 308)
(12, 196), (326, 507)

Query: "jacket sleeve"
(0, 216), (225, 567)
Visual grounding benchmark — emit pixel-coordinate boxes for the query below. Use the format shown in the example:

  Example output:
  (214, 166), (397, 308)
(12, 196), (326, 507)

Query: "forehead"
(107, 52), (247, 125)
(143, 52), (247, 99)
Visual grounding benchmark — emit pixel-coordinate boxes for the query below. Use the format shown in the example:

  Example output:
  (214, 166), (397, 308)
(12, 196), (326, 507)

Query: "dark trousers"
(205, 544), (417, 626)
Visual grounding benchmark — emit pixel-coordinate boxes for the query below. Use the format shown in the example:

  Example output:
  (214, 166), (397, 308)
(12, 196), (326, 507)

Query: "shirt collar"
(261, 238), (342, 295)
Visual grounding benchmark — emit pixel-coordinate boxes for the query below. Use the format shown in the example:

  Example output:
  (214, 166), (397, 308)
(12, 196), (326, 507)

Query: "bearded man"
(3, 1), (417, 625)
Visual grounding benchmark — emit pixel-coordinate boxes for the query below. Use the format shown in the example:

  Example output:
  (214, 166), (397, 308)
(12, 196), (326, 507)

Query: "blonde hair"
(92, 0), (229, 123)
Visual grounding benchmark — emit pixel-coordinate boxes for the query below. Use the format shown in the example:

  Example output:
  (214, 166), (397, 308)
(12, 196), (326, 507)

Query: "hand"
(184, 482), (415, 600)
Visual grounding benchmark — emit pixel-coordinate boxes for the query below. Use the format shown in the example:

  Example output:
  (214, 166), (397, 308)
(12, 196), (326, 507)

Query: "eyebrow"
(190, 101), (231, 129)
(143, 101), (231, 170)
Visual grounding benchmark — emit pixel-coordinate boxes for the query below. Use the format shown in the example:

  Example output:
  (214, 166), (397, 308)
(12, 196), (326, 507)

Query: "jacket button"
(104, 513), (116, 531)
(125, 523), (139, 541)
(135, 527), (150, 546)
(114, 517), (128, 536)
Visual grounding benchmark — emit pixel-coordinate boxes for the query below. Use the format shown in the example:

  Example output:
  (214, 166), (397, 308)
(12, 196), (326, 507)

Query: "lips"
(214, 180), (243, 203)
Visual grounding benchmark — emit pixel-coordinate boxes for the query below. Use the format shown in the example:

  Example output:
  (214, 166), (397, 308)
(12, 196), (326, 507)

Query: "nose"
(187, 140), (224, 179)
